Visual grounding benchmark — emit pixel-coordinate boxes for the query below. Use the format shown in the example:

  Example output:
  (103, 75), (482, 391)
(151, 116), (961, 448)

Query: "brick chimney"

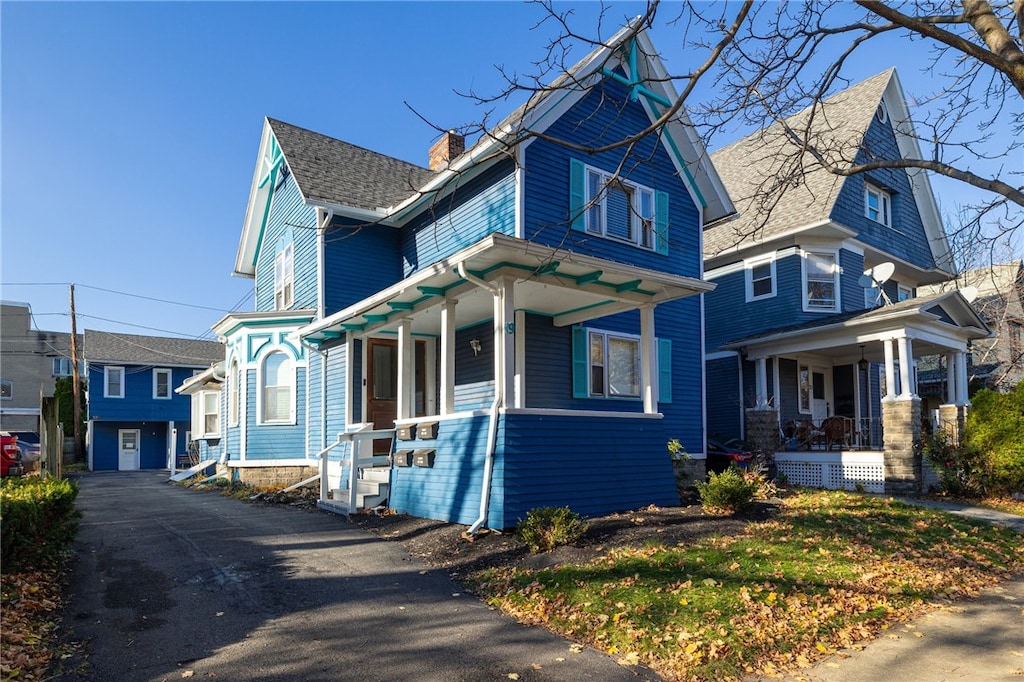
(428, 130), (465, 171)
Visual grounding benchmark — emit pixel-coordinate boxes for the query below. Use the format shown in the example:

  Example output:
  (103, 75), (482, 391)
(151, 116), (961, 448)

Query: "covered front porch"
(724, 291), (989, 494)
(299, 233), (714, 528)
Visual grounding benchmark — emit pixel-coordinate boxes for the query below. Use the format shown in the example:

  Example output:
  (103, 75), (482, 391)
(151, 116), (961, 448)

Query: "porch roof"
(720, 290), (990, 361)
(299, 233), (715, 342)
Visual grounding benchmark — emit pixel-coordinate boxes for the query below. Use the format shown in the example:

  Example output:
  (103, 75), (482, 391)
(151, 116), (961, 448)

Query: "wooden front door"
(367, 339), (398, 454)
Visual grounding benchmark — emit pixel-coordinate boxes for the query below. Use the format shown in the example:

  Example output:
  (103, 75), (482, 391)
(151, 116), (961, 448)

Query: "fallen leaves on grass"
(1, 567), (71, 681)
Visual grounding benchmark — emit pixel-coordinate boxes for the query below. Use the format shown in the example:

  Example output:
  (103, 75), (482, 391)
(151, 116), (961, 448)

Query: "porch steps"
(327, 466), (391, 512)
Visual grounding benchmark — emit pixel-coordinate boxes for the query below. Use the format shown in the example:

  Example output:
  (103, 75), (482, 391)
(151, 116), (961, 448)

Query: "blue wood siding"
(324, 343), (348, 438)
(400, 160), (516, 277)
(90, 421), (170, 471)
(242, 366), (308, 460)
(523, 77), (701, 277)
(839, 249), (865, 312)
(706, 356), (741, 443)
(254, 175), (318, 312)
(307, 350), (323, 451)
(322, 217), (403, 315)
(87, 364), (196, 422)
(388, 413), (491, 525)
(454, 322), (495, 410)
(830, 115), (935, 270)
(777, 358), (800, 426)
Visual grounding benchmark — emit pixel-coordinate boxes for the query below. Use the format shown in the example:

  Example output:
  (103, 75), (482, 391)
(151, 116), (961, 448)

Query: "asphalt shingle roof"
(705, 70), (893, 257)
(268, 118), (438, 212)
(83, 330), (222, 367)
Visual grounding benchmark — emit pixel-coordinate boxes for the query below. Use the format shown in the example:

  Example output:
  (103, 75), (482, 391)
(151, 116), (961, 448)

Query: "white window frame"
(802, 249), (840, 313)
(798, 364), (811, 414)
(587, 329), (642, 399)
(274, 242), (294, 310)
(745, 254), (777, 301)
(897, 284), (912, 302)
(104, 366), (125, 399)
(229, 360), (240, 427)
(52, 357), (74, 376)
(153, 368), (172, 399)
(0, 380), (11, 400)
(865, 184), (892, 227)
(584, 166), (656, 251)
(259, 351), (295, 424)
(194, 390), (220, 439)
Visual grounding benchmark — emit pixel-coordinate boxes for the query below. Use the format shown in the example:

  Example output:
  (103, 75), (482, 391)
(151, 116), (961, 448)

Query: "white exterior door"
(118, 429), (140, 470)
(810, 368), (831, 422)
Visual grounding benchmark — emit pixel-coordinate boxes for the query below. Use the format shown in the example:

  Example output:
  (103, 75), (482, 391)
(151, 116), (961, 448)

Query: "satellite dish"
(870, 262), (896, 284)
(960, 285), (979, 303)
(861, 262), (896, 306)
(857, 274), (875, 289)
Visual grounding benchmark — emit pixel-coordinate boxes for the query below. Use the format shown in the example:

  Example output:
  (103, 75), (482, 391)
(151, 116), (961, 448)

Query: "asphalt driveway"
(55, 472), (654, 682)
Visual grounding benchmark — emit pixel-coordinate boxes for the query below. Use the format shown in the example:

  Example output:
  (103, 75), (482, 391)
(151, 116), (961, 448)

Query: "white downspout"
(457, 262), (503, 535)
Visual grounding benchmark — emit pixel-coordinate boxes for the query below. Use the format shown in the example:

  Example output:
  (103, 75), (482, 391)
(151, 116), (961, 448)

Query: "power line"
(2, 281), (239, 313)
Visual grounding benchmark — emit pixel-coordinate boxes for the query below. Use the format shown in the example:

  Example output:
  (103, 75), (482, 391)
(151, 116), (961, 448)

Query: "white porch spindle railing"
(318, 425), (396, 514)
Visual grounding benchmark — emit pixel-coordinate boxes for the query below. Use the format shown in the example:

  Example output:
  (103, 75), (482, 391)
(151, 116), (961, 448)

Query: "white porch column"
(897, 336), (915, 398)
(397, 320), (413, 420)
(498, 278), (516, 409)
(440, 300), (456, 415)
(945, 353), (956, 404)
(955, 350), (969, 405)
(640, 304), (656, 413)
(754, 357), (769, 408)
(344, 333), (355, 425)
(883, 338), (897, 400)
(514, 309), (526, 408)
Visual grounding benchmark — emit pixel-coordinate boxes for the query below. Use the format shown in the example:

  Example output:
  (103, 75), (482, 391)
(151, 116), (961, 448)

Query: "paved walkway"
(765, 498), (1024, 682)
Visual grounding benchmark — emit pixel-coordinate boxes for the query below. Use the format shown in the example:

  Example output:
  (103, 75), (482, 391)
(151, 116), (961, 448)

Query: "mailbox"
(396, 424), (416, 441)
(393, 450), (414, 467)
(417, 421), (439, 440)
(413, 449), (436, 467)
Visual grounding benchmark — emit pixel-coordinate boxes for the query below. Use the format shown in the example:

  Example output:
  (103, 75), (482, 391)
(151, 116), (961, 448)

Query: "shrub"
(1, 476), (81, 573)
(516, 506), (589, 553)
(694, 466), (759, 514)
(923, 429), (989, 497)
(964, 384), (1024, 494)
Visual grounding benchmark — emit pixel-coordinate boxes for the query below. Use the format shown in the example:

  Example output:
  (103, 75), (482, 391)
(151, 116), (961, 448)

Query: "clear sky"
(2, 1), (1017, 342)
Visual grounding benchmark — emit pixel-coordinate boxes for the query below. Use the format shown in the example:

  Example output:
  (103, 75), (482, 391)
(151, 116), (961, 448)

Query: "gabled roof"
(83, 330), (223, 367)
(704, 70), (950, 273)
(235, 21), (734, 277)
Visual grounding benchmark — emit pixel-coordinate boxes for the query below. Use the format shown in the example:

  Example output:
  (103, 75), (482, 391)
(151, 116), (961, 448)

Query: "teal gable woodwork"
(323, 217), (403, 315)
(400, 159), (516, 277)
(523, 77), (702, 277)
(254, 173), (318, 312)
(830, 115), (935, 270)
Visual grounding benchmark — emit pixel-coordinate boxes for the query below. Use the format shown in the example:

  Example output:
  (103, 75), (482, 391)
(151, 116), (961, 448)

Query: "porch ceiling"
(300, 234), (715, 341)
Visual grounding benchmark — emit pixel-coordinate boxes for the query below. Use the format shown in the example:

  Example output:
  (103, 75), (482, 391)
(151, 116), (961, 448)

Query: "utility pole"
(69, 285), (83, 462)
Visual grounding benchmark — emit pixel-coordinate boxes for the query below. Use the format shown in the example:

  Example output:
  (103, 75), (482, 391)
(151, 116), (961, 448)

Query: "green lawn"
(469, 490), (1024, 681)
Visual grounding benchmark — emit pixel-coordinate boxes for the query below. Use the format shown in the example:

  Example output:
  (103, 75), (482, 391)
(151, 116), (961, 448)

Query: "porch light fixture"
(470, 338), (482, 356)
(857, 345), (869, 373)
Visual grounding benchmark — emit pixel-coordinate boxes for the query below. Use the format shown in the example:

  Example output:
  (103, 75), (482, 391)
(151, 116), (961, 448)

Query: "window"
(153, 368), (172, 399)
(864, 284), (880, 309)
(898, 284), (912, 302)
(0, 380), (11, 400)
(229, 360), (240, 427)
(875, 101), (888, 124)
(570, 160), (667, 253)
(798, 365), (810, 413)
(803, 251), (839, 311)
(261, 352), (294, 423)
(52, 358), (74, 376)
(745, 256), (776, 301)
(865, 184), (892, 227)
(274, 242), (294, 310)
(588, 330), (640, 398)
(192, 391), (220, 438)
(104, 367), (125, 398)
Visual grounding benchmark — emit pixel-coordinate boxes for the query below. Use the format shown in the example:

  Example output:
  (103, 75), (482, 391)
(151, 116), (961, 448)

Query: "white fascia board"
(309, 199), (392, 226)
(235, 119), (276, 277)
(704, 220), (855, 267)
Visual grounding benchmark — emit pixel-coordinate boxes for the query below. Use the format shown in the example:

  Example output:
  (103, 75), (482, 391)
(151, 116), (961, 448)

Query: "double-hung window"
(571, 160), (668, 254)
(52, 358), (74, 376)
(897, 284), (912, 302)
(104, 367), (125, 398)
(229, 360), (240, 427)
(153, 368), (172, 399)
(588, 330), (640, 398)
(261, 352), (294, 423)
(274, 242), (294, 310)
(192, 391), (220, 438)
(745, 255), (776, 301)
(865, 184), (892, 227)
(803, 251), (839, 312)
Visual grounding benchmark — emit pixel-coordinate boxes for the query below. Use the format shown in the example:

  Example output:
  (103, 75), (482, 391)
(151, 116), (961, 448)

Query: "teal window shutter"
(658, 338), (672, 403)
(572, 325), (588, 398)
(655, 190), (669, 255)
(569, 158), (586, 233)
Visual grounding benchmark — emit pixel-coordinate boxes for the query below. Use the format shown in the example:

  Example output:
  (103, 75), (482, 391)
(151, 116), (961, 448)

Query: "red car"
(1, 432), (25, 477)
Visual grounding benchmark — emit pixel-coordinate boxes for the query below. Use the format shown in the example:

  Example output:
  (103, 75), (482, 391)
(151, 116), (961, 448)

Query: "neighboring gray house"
(0, 301), (79, 432)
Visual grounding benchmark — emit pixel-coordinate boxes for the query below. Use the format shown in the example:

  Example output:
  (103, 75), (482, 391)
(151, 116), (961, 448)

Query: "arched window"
(261, 352), (294, 423)
(229, 360), (240, 427)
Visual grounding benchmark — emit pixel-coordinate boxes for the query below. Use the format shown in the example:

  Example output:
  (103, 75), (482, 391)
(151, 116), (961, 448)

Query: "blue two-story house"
(702, 70), (990, 494)
(84, 330), (223, 471)
(201, 24), (735, 528)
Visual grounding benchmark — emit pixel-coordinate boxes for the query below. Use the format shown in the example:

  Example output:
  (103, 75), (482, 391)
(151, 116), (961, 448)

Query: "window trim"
(274, 242), (294, 310)
(801, 249), (841, 313)
(0, 380), (11, 401)
(577, 162), (663, 253)
(52, 357), (74, 377)
(228, 360), (240, 427)
(897, 284), (912, 302)
(195, 390), (220, 439)
(104, 366), (125, 399)
(153, 368), (172, 400)
(587, 329), (642, 400)
(745, 254), (777, 302)
(865, 183), (892, 227)
(259, 351), (295, 425)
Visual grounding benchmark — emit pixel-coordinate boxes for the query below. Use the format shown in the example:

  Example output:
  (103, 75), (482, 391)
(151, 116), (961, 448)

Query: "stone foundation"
(937, 404), (968, 443)
(882, 398), (922, 496)
(745, 408), (780, 454)
(228, 465), (319, 488)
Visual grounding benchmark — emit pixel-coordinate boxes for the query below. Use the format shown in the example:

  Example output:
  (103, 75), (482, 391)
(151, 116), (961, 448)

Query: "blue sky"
(2, 2), (1016, 341)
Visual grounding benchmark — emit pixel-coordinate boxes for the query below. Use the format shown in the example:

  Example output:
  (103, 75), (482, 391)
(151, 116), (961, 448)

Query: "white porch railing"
(775, 450), (885, 494)
(318, 425), (396, 514)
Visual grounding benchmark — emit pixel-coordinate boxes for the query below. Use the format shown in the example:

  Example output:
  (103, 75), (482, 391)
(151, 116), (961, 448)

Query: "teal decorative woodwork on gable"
(247, 334), (272, 362)
(253, 134), (286, 268)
